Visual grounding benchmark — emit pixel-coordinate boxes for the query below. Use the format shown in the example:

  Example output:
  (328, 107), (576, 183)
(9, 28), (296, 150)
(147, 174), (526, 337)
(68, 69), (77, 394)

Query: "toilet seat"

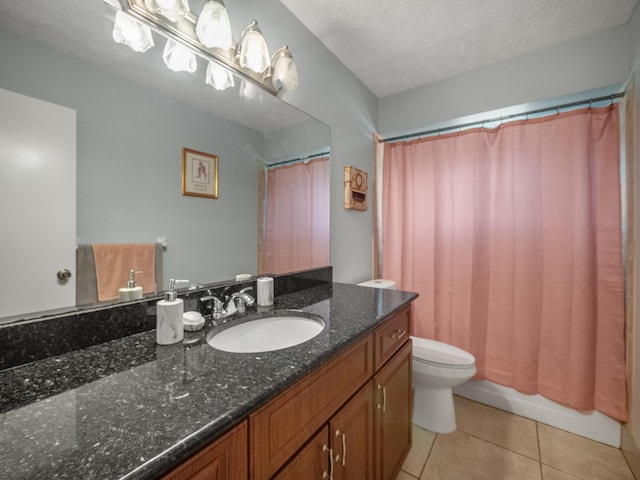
(411, 336), (475, 369)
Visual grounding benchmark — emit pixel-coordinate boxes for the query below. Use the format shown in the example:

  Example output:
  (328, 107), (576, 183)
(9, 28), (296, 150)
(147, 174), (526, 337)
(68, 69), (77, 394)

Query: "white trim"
(454, 379), (621, 447)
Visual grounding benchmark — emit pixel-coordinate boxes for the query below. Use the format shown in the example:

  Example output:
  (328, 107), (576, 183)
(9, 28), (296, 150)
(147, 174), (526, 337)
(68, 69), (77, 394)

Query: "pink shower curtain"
(382, 105), (627, 421)
(263, 157), (330, 274)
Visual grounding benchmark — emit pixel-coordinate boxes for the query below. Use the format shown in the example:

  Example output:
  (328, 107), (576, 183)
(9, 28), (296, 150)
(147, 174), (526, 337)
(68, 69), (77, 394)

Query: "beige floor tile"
(621, 426), (640, 480)
(420, 430), (541, 480)
(541, 465), (581, 480)
(396, 471), (418, 480)
(454, 395), (540, 460)
(538, 423), (634, 480)
(400, 424), (437, 477)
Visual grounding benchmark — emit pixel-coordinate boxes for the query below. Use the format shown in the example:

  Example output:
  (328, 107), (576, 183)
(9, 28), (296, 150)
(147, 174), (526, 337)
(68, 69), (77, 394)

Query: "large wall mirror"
(0, 0), (330, 324)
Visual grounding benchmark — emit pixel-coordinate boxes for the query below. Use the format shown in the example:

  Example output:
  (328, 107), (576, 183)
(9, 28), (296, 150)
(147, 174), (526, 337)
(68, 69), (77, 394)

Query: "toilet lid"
(411, 336), (475, 367)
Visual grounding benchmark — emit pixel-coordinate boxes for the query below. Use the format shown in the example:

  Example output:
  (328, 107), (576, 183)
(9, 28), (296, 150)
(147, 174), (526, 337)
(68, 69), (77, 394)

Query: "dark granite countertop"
(0, 282), (417, 480)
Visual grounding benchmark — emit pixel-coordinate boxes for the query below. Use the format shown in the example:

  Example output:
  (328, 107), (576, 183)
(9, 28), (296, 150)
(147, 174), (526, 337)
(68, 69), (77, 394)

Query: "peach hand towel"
(93, 243), (156, 302)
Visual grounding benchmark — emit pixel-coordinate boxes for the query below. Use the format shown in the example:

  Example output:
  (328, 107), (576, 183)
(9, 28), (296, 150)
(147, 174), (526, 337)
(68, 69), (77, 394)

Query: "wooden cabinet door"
(161, 421), (248, 480)
(272, 426), (330, 480)
(330, 380), (375, 480)
(374, 341), (412, 480)
(250, 335), (373, 480)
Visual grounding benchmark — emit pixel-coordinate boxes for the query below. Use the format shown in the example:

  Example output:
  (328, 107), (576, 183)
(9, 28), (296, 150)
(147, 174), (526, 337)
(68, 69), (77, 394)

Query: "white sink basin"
(207, 312), (325, 353)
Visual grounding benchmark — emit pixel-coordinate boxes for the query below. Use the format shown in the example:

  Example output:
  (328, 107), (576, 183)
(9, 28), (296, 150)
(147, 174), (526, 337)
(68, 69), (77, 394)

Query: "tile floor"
(398, 395), (636, 480)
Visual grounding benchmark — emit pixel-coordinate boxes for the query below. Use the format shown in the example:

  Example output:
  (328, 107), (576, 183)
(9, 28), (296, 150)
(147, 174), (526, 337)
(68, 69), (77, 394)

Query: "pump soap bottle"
(119, 270), (143, 301)
(156, 279), (188, 345)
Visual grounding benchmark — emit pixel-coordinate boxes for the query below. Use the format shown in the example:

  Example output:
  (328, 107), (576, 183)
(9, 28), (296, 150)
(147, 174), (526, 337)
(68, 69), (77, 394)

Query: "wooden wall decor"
(344, 166), (368, 211)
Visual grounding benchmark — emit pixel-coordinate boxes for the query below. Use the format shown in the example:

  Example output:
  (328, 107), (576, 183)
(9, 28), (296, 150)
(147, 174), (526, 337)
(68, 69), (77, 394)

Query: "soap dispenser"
(156, 279), (188, 345)
(119, 270), (143, 302)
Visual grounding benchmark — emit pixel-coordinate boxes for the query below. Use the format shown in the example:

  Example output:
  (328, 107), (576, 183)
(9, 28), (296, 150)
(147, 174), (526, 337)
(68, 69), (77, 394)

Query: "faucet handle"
(199, 295), (223, 317)
(229, 293), (249, 313)
(239, 287), (255, 306)
(225, 299), (238, 316)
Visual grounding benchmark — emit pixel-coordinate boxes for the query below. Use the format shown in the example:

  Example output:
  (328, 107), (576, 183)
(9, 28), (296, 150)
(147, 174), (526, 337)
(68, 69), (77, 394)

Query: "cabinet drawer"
(250, 335), (374, 480)
(374, 306), (411, 370)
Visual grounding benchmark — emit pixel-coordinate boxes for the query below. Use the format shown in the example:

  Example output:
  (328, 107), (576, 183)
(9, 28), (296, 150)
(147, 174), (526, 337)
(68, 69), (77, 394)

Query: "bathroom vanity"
(164, 305), (411, 480)
(0, 278), (417, 480)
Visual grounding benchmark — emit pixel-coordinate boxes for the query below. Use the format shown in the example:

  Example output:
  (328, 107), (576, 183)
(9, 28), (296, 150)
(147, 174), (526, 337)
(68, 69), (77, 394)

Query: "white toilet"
(357, 278), (476, 434)
(412, 336), (476, 433)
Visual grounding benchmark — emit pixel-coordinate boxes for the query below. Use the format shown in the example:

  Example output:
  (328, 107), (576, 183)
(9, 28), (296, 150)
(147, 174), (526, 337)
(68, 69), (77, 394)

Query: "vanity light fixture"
(162, 39), (197, 73)
(144, 0), (190, 22)
(105, 0), (299, 95)
(195, 0), (232, 50)
(206, 60), (235, 91)
(270, 45), (298, 91)
(236, 20), (270, 74)
(112, 11), (154, 52)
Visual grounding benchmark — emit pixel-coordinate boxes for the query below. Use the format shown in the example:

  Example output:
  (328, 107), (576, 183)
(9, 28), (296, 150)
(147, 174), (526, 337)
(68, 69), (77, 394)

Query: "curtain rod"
(382, 92), (625, 144)
(266, 150), (330, 169)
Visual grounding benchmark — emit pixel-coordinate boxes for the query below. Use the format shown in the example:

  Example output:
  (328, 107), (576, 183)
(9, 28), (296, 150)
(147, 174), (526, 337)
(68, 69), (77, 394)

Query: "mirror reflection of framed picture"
(182, 148), (219, 199)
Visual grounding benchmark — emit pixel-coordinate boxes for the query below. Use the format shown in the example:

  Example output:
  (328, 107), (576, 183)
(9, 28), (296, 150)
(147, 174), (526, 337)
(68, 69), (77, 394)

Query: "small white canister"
(257, 277), (274, 306)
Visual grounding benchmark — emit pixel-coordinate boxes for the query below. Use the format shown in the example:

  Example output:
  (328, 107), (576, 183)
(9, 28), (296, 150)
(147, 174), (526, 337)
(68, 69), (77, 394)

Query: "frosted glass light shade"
(196, 0), (232, 50)
(163, 40), (197, 73)
(206, 61), (235, 90)
(144, 0), (190, 22)
(237, 21), (270, 74)
(112, 11), (154, 53)
(271, 46), (298, 90)
(239, 80), (263, 104)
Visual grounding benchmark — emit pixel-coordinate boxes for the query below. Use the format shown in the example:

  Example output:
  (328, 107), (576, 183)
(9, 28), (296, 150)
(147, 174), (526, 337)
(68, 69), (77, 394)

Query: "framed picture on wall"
(182, 147), (219, 199)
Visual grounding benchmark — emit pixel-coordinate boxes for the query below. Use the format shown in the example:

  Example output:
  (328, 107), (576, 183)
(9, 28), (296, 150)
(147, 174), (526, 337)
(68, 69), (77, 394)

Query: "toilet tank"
(357, 279), (397, 289)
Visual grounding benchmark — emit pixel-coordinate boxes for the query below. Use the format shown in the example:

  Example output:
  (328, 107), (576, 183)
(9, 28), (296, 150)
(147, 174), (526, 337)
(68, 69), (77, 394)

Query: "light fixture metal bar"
(113, 0), (279, 95)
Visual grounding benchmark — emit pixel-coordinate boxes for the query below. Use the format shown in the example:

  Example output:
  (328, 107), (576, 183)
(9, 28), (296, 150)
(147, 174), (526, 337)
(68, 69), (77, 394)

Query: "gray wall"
(263, 120), (329, 164)
(378, 25), (630, 137)
(252, 0), (379, 284)
(0, 30), (263, 288)
(0, 0), (381, 289)
(5, 1), (637, 289)
(630, 2), (640, 73)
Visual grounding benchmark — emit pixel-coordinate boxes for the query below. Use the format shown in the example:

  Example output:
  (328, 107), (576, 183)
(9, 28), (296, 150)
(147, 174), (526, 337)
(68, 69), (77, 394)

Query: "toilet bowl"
(412, 336), (476, 433)
(357, 280), (475, 433)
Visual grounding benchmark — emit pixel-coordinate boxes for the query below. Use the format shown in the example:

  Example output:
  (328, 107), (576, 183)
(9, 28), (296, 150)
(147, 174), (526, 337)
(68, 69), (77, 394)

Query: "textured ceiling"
(280, 0), (638, 98)
(1, 0), (637, 112)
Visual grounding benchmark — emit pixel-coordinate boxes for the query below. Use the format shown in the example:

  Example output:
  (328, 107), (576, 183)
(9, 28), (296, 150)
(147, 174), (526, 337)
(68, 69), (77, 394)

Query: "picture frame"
(182, 147), (218, 199)
(344, 165), (368, 211)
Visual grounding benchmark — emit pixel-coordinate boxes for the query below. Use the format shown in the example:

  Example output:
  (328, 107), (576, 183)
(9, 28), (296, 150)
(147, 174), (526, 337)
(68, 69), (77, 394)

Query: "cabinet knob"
(391, 329), (407, 340)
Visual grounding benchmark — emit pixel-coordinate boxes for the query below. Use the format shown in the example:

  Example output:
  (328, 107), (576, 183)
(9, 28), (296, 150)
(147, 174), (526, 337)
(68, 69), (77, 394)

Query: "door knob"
(57, 269), (72, 281)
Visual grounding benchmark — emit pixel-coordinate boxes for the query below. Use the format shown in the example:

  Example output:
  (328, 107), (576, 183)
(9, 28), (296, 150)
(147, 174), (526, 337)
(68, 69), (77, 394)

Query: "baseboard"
(454, 379), (621, 447)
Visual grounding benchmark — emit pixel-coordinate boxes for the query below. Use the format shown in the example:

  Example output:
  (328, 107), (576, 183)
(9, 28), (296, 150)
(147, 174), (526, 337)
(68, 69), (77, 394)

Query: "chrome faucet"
(228, 287), (255, 314)
(200, 286), (255, 322)
(199, 293), (236, 321)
